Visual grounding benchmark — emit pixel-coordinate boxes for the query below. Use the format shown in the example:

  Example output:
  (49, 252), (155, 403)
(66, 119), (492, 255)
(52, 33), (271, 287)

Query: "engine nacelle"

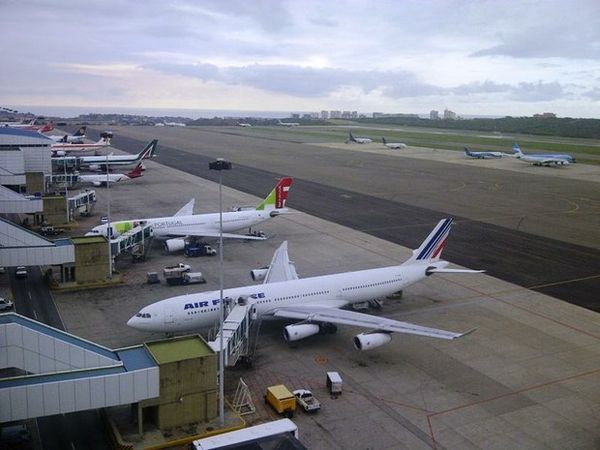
(283, 324), (320, 342)
(164, 238), (185, 253)
(88, 164), (101, 171)
(53, 150), (66, 157)
(92, 181), (102, 187)
(353, 333), (392, 351)
(250, 268), (268, 281)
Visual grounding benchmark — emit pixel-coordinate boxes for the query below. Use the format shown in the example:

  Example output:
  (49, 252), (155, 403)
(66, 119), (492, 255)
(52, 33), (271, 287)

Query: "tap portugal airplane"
(87, 177), (293, 251)
(128, 218), (481, 351)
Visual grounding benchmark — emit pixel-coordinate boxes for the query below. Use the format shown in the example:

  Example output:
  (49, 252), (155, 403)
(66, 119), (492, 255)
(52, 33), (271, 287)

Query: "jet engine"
(250, 267), (268, 281)
(52, 151), (66, 157)
(88, 164), (101, 171)
(164, 238), (185, 253)
(353, 332), (392, 351)
(283, 324), (320, 342)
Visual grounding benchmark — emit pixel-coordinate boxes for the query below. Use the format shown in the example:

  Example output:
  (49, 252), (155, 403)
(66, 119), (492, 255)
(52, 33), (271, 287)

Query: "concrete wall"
(74, 239), (109, 284)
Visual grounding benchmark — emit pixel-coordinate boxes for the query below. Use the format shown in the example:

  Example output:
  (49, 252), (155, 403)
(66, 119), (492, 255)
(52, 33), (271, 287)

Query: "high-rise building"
(321, 110), (329, 120)
(430, 110), (440, 120)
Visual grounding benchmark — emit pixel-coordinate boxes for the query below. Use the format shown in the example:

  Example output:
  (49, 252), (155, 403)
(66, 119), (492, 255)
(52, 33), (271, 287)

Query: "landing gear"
(319, 323), (338, 335)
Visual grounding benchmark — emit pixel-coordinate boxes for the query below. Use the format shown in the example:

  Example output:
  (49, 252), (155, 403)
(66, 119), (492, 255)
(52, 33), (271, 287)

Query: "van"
(265, 384), (296, 418)
(326, 371), (343, 395)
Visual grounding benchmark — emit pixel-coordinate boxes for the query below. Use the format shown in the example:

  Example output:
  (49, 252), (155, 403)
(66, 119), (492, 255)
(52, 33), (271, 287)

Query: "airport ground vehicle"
(163, 263), (193, 285)
(265, 384), (296, 418)
(326, 372), (342, 395)
(40, 225), (64, 236)
(146, 272), (160, 284)
(0, 298), (14, 311)
(293, 389), (321, 412)
(182, 272), (206, 284)
(184, 242), (216, 257)
(15, 266), (27, 279)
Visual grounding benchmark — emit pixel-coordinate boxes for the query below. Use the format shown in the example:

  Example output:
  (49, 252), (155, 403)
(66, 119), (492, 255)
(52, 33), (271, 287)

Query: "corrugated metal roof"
(0, 127), (53, 144)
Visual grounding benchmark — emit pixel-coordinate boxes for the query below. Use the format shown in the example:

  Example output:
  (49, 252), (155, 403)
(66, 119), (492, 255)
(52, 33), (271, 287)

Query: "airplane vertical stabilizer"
(406, 218), (454, 263)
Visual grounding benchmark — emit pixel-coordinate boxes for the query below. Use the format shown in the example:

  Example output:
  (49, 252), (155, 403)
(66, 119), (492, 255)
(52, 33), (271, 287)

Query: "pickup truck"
(164, 263), (191, 274)
(40, 226), (64, 236)
(293, 389), (321, 412)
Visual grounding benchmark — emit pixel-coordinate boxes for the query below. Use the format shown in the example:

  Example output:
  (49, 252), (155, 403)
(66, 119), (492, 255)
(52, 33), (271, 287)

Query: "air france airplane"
(512, 143), (575, 165)
(464, 147), (504, 159)
(87, 177), (293, 252)
(382, 137), (407, 149)
(128, 218), (481, 351)
(347, 132), (372, 144)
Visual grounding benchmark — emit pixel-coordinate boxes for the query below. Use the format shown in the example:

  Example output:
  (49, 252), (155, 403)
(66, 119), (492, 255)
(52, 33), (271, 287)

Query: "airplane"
(1, 117), (54, 132)
(238, 123), (252, 127)
(464, 147), (504, 159)
(347, 132), (372, 144)
(164, 121), (186, 127)
(46, 126), (87, 144)
(86, 177), (294, 252)
(277, 120), (299, 127)
(77, 164), (143, 187)
(382, 137), (407, 149)
(50, 131), (112, 155)
(512, 143), (575, 165)
(127, 217), (482, 352)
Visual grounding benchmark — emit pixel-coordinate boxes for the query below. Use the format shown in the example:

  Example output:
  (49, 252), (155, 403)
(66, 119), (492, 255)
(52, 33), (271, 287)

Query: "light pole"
(209, 158), (232, 427)
(106, 151), (112, 279)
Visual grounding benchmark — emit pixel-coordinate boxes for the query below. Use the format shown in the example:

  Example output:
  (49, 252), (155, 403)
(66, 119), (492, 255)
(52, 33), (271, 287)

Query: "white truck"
(182, 272), (206, 284)
(163, 263), (192, 285)
(293, 389), (321, 412)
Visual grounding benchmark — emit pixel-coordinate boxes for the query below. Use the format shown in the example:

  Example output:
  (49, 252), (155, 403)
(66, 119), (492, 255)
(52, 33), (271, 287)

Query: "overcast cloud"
(0, 0), (599, 117)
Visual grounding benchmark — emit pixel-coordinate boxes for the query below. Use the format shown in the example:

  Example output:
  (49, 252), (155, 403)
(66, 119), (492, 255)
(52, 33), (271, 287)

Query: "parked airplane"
(347, 132), (372, 144)
(277, 120), (299, 127)
(238, 123), (252, 127)
(464, 147), (504, 159)
(86, 177), (293, 251)
(51, 132), (112, 155)
(164, 121), (186, 127)
(1, 117), (54, 132)
(78, 164), (143, 186)
(127, 217), (481, 351)
(512, 143), (575, 165)
(55, 139), (158, 171)
(382, 137), (407, 149)
(47, 126), (87, 144)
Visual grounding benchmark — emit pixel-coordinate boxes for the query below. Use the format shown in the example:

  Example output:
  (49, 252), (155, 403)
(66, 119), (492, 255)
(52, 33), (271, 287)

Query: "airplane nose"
(127, 316), (137, 328)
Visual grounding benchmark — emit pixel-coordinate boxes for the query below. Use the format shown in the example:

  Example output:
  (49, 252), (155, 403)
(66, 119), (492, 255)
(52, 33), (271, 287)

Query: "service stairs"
(208, 299), (259, 367)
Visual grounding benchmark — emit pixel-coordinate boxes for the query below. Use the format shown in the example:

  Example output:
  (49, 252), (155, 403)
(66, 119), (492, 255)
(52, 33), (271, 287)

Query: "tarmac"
(52, 127), (600, 449)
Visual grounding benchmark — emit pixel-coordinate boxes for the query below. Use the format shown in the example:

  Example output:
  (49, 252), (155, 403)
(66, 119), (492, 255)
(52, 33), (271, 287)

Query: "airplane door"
(164, 312), (175, 326)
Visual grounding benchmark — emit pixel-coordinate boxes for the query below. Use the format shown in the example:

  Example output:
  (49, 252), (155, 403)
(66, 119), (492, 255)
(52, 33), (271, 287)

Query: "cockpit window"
(135, 313), (152, 318)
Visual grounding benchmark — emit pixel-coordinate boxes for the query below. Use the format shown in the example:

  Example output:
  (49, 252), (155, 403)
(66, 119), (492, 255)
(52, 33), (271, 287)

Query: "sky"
(1, 0), (599, 118)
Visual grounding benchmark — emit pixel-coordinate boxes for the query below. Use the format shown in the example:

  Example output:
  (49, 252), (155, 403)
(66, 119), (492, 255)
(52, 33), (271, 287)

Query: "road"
(9, 267), (111, 450)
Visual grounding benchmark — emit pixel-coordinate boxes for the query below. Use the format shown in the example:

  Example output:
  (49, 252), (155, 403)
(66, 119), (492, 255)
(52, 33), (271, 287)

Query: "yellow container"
(265, 384), (297, 417)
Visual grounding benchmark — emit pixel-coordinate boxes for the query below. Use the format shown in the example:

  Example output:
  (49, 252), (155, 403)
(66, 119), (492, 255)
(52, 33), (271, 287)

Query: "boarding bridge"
(109, 223), (153, 258)
(208, 299), (258, 367)
(68, 190), (96, 217)
(47, 173), (81, 187)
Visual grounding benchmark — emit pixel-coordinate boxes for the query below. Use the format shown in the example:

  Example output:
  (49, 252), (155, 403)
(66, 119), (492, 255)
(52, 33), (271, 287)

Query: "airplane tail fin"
(256, 177), (293, 211)
(349, 132), (356, 142)
(382, 137), (387, 145)
(74, 126), (87, 137)
(126, 163), (143, 179)
(512, 142), (523, 156)
(98, 131), (113, 145)
(464, 147), (472, 156)
(136, 139), (158, 160)
(39, 122), (54, 133)
(174, 198), (195, 217)
(406, 218), (454, 264)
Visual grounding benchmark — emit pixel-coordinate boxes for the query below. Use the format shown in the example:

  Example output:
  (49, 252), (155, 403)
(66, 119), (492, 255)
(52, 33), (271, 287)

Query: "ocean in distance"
(7, 105), (304, 120)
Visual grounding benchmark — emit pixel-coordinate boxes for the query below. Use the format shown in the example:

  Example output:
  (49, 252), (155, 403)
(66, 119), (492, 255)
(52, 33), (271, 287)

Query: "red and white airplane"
(78, 163), (143, 187)
(1, 118), (54, 132)
(51, 131), (112, 156)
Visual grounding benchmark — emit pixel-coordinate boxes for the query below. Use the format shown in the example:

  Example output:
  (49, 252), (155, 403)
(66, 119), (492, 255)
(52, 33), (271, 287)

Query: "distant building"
(291, 113), (300, 119)
(330, 110), (341, 119)
(430, 110), (440, 120)
(372, 112), (384, 118)
(321, 110), (329, 120)
(533, 112), (556, 118)
(351, 111), (358, 119)
(443, 109), (457, 120)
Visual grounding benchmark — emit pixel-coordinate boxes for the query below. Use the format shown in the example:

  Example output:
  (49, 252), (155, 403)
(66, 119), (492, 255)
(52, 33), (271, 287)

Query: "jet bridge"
(109, 223), (154, 258)
(208, 299), (259, 367)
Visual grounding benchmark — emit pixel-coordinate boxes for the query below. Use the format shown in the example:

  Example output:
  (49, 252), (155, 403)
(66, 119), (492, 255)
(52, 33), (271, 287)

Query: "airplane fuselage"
(128, 261), (442, 333)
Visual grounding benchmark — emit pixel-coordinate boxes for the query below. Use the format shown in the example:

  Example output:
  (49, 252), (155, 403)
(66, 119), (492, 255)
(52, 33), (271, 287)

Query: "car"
(0, 298), (14, 311)
(15, 266), (27, 278)
(293, 389), (321, 412)
(100, 216), (108, 224)
(40, 226), (64, 236)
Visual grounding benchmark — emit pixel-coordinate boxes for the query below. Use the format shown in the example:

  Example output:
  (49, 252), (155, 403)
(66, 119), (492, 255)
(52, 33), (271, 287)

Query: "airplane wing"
(165, 227), (267, 240)
(262, 241), (299, 284)
(174, 199), (195, 217)
(271, 305), (471, 340)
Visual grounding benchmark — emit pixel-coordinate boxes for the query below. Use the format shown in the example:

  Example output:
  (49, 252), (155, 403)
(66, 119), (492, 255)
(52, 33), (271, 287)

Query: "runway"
(85, 126), (600, 311)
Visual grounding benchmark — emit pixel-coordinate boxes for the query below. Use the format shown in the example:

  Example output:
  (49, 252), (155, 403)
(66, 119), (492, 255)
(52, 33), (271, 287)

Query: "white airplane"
(77, 164), (143, 187)
(382, 137), (407, 149)
(46, 126), (87, 144)
(464, 147), (504, 159)
(127, 217), (481, 351)
(1, 117), (54, 132)
(164, 121), (186, 127)
(53, 139), (158, 171)
(347, 132), (372, 144)
(86, 177), (293, 252)
(50, 132), (112, 156)
(238, 123), (252, 127)
(277, 120), (299, 127)
(512, 143), (574, 165)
